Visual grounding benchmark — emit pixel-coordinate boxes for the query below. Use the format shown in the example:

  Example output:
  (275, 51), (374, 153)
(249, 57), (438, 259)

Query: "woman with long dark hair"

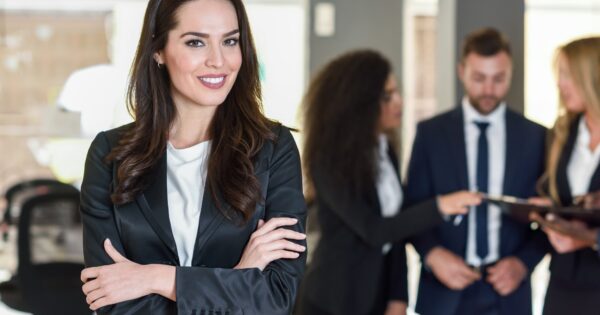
(79, 0), (306, 314)
(297, 50), (481, 315)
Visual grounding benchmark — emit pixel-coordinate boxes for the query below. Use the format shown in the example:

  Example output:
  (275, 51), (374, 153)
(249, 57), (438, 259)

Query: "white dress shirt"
(568, 116), (600, 197)
(376, 134), (403, 254)
(462, 99), (506, 266)
(166, 140), (211, 266)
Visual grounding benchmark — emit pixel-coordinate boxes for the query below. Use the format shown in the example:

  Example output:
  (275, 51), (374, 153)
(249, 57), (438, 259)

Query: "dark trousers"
(454, 274), (501, 315)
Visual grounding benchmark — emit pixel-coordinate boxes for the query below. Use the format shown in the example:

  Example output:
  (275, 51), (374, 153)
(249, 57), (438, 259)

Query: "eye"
(381, 92), (392, 103)
(185, 39), (205, 48)
(223, 38), (239, 47)
(473, 76), (485, 83)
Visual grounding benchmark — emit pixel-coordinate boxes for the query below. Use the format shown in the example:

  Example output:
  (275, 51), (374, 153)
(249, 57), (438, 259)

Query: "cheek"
(226, 50), (243, 72)
(167, 51), (201, 78)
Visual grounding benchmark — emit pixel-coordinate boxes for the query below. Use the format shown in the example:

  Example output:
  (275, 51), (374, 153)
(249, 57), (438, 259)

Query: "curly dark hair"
(302, 49), (392, 198)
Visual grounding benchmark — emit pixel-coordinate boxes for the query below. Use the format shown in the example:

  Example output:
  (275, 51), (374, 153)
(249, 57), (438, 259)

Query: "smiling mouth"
(198, 75), (226, 89)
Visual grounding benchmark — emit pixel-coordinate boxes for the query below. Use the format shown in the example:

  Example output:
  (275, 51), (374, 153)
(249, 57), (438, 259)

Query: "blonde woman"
(533, 36), (600, 315)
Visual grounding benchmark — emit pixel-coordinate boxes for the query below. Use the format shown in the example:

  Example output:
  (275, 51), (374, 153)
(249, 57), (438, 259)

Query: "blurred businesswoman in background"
(533, 36), (600, 315)
(78, 0), (306, 314)
(297, 49), (481, 315)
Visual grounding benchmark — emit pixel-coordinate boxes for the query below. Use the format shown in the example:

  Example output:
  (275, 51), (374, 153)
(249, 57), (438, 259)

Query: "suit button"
(200, 264), (207, 267)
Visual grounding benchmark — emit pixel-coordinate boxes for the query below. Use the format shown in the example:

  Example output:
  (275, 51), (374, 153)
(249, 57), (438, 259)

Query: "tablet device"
(484, 194), (600, 227)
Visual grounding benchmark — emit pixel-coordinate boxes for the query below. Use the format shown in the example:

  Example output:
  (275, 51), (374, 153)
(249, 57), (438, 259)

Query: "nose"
(206, 44), (224, 68)
(392, 92), (402, 109)
(483, 81), (494, 95)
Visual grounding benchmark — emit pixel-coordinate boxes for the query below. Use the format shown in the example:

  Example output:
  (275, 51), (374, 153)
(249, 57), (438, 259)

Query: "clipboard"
(483, 194), (600, 227)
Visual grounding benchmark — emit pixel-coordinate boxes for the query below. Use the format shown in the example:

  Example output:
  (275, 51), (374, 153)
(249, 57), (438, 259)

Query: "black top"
(549, 116), (600, 289)
(299, 144), (443, 315)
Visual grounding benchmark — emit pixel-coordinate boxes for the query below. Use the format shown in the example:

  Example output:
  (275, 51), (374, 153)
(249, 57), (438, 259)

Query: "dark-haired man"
(404, 28), (547, 315)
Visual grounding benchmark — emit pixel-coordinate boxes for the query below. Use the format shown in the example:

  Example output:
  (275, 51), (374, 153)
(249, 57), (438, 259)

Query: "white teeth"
(200, 76), (224, 84)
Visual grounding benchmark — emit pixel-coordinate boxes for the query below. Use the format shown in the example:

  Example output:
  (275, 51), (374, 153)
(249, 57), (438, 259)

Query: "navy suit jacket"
(81, 124), (307, 315)
(405, 106), (547, 315)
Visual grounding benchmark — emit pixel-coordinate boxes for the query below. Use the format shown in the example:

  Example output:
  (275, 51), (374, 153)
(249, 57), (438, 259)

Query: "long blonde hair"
(546, 36), (600, 203)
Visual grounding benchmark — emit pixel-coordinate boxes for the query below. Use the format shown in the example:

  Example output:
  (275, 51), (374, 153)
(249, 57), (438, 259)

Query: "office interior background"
(0, 0), (599, 314)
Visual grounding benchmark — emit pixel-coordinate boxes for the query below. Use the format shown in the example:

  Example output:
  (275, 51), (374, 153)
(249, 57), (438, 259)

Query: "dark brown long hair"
(302, 49), (392, 199)
(107, 0), (274, 222)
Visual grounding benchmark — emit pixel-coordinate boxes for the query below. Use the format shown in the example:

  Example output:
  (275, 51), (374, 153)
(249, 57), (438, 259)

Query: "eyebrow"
(180, 29), (240, 38)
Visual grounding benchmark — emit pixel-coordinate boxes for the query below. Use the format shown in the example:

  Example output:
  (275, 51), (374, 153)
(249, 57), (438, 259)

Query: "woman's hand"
(527, 196), (553, 207)
(384, 300), (407, 315)
(437, 191), (482, 215)
(530, 212), (598, 253)
(235, 217), (306, 271)
(81, 239), (176, 310)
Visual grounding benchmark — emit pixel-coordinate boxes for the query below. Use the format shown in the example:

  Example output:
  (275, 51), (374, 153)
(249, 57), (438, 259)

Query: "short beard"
(469, 96), (501, 115)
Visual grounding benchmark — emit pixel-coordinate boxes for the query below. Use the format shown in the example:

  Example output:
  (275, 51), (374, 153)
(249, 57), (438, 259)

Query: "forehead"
(463, 51), (512, 74)
(174, 0), (238, 31)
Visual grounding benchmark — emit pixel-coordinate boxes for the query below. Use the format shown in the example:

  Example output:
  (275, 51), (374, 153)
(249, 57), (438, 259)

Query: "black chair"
(2, 178), (77, 241)
(0, 182), (89, 315)
(17, 189), (90, 315)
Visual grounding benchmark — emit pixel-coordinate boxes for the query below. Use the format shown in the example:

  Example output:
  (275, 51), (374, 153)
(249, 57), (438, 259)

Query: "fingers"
(257, 219), (265, 229)
(89, 297), (110, 311)
(486, 263), (508, 284)
(104, 239), (128, 263)
(85, 286), (105, 306)
(264, 249), (301, 261)
(252, 217), (299, 238)
(457, 264), (481, 283)
(528, 197), (553, 207)
(253, 228), (306, 245)
(439, 191), (482, 215)
(259, 239), (306, 253)
(82, 278), (101, 295)
(81, 267), (99, 283)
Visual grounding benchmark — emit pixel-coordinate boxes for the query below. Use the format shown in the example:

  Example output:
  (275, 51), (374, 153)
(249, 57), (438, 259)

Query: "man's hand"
(486, 256), (527, 296)
(425, 247), (481, 290)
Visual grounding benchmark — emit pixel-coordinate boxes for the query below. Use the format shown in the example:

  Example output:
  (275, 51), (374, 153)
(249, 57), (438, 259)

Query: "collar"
(377, 133), (389, 158)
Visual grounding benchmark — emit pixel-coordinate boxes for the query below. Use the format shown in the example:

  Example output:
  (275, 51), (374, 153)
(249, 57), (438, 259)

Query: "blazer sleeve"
(311, 163), (443, 249)
(174, 127), (307, 315)
(387, 241), (409, 303)
(404, 123), (444, 259)
(81, 132), (170, 314)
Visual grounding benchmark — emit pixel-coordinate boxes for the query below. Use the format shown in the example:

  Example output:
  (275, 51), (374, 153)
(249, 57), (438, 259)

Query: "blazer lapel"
(588, 163), (600, 193)
(136, 153), (179, 263)
(191, 186), (226, 265)
(556, 118), (580, 205)
(503, 111), (518, 195)
(445, 107), (469, 190)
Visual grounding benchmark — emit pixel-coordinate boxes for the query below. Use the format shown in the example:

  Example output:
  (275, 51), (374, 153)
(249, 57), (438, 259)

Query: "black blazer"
(298, 146), (443, 315)
(405, 106), (547, 315)
(80, 124), (307, 315)
(549, 116), (600, 289)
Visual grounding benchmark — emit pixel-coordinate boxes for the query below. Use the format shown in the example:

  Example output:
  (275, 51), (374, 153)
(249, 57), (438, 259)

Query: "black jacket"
(299, 145), (443, 315)
(81, 124), (307, 315)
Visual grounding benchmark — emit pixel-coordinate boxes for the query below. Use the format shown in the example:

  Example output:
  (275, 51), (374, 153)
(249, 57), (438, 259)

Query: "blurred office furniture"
(2, 179), (77, 240)
(0, 180), (88, 315)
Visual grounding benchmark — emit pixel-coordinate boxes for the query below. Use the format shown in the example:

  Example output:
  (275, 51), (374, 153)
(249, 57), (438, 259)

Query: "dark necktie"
(475, 121), (490, 260)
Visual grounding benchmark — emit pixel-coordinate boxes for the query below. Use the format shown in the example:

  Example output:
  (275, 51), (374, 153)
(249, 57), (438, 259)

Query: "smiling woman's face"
(155, 0), (242, 109)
